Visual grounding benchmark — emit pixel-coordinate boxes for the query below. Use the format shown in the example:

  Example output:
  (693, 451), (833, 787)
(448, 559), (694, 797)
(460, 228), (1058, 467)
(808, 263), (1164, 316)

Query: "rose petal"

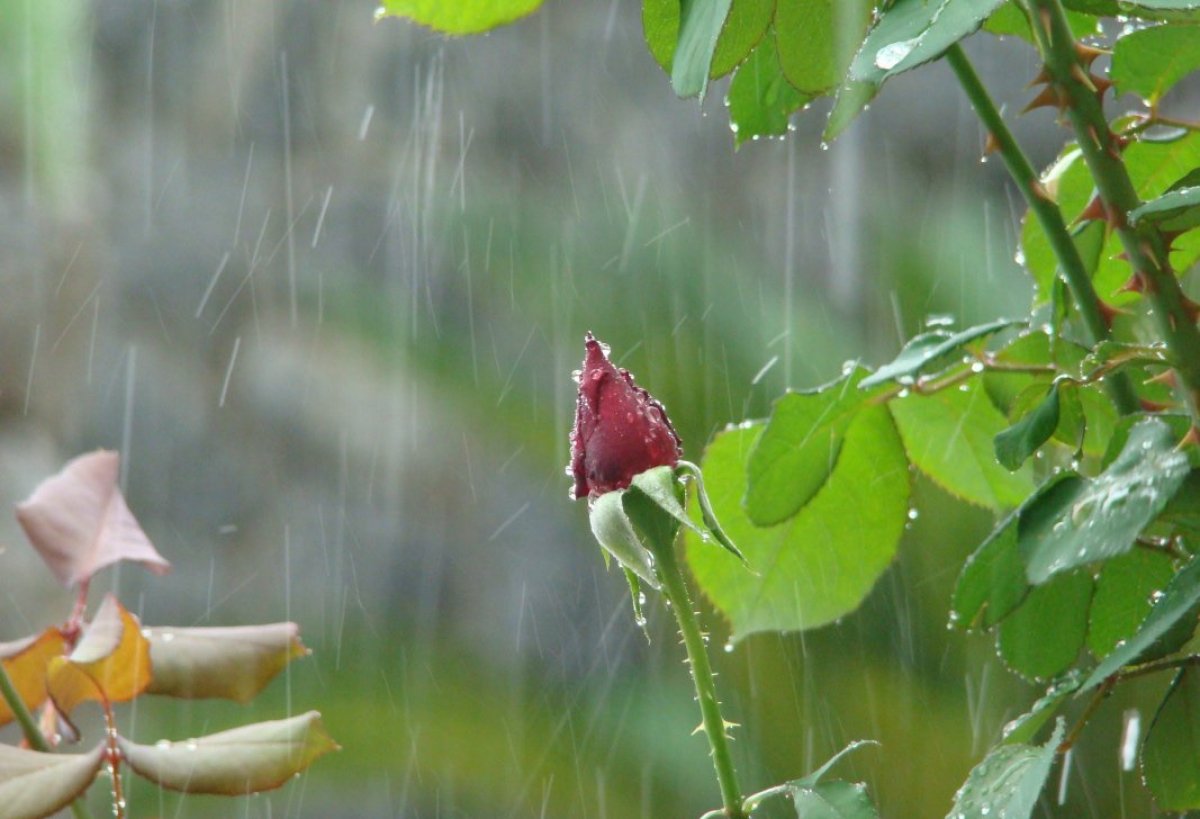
(569, 333), (681, 498)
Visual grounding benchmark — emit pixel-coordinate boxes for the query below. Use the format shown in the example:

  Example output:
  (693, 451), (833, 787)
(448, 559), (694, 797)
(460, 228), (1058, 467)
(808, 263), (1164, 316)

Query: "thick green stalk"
(0, 662), (95, 819)
(945, 44), (1139, 415)
(1022, 0), (1200, 423)
(653, 537), (745, 819)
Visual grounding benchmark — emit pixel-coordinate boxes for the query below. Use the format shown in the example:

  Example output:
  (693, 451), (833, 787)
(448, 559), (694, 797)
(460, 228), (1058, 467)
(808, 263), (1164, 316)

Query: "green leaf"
(1130, 185), (1200, 233)
(1021, 212), (1105, 306)
(118, 711), (339, 795)
(687, 406), (909, 639)
(1159, 470), (1200, 535)
(793, 740), (880, 787)
(951, 509), (1026, 630)
(1117, 0), (1200, 21)
(1102, 413), (1200, 469)
(1143, 668), (1200, 810)
(951, 473), (1079, 630)
(1065, 0), (1118, 12)
(377, 0), (544, 34)
(1024, 132), (1200, 305)
(643, 0), (777, 78)
(774, 0), (874, 95)
(1000, 671), (1083, 745)
(981, 331), (1059, 414)
(1087, 549), (1177, 658)
(994, 382), (1061, 471)
(1081, 555), (1200, 691)
(860, 318), (1018, 388)
(1111, 23), (1200, 105)
(643, 0), (678, 70)
(745, 367), (866, 526)
(144, 623), (308, 703)
(948, 718), (1064, 819)
(672, 0), (736, 97)
(631, 465), (705, 539)
(728, 28), (811, 146)
(790, 780), (879, 819)
(825, 0), (1007, 139)
(1020, 419), (1191, 584)
(711, 0), (776, 76)
(1080, 340), (1170, 377)
(889, 380), (1034, 509)
(1049, 383), (1086, 453)
(0, 742), (105, 819)
(983, 3), (1101, 41)
(998, 569), (1093, 680)
(1076, 385), (1117, 459)
(744, 740), (880, 815)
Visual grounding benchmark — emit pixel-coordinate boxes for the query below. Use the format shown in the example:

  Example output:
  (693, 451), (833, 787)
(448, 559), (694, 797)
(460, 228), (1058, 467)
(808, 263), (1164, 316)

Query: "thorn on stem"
(1029, 180), (1054, 203)
(1095, 298), (1129, 328)
(1027, 66), (1052, 87)
(1074, 42), (1108, 67)
(1071, 64), (1097, 94)
(1021, 84), (1069, 114)
(1146, 369), (1178, 389)
(1162, 229), (1185, 251)
(1140, 397), (1176, 412)
(1181, 295), (1200, 323)
(1075, 194), (1113, 226)
(1038, 8), (1054, 40)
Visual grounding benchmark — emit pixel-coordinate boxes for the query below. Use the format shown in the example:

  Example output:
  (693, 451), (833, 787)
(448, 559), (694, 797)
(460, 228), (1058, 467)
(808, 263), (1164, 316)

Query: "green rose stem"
(647, 526), (745, 819)
(0, 662), (95, 819)
(1020, 0), (1200, 426)
(944, 43), (1140, 416)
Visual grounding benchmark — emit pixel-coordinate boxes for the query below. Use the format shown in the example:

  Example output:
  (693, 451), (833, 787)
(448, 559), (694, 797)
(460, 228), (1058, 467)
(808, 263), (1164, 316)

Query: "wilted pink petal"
(15, 451), (171, 588)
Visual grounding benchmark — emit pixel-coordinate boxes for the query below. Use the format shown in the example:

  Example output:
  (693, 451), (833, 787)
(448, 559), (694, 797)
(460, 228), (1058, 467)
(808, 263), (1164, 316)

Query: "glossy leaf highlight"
(1019, 420), (1189, 584)
(947, 719), (1064, 819)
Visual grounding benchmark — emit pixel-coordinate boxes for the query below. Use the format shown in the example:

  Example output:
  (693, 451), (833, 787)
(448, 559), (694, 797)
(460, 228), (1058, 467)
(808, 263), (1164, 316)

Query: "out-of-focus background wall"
(0, 2), (1164, 816)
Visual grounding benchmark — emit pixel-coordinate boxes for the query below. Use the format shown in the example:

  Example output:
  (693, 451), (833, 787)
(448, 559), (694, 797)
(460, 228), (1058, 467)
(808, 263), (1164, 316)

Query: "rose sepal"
(588, 465), (749, 594)
(588, 490), (661, 589)
(676, 460), (748, 566)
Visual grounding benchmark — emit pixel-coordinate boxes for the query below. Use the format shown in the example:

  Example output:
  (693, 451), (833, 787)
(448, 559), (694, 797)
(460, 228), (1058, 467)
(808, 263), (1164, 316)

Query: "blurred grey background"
(0, 1), (1163, 817)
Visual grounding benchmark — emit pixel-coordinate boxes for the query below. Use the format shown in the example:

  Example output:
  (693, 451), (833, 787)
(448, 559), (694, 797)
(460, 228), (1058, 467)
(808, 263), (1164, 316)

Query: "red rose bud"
(569, 333), (682, 499)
